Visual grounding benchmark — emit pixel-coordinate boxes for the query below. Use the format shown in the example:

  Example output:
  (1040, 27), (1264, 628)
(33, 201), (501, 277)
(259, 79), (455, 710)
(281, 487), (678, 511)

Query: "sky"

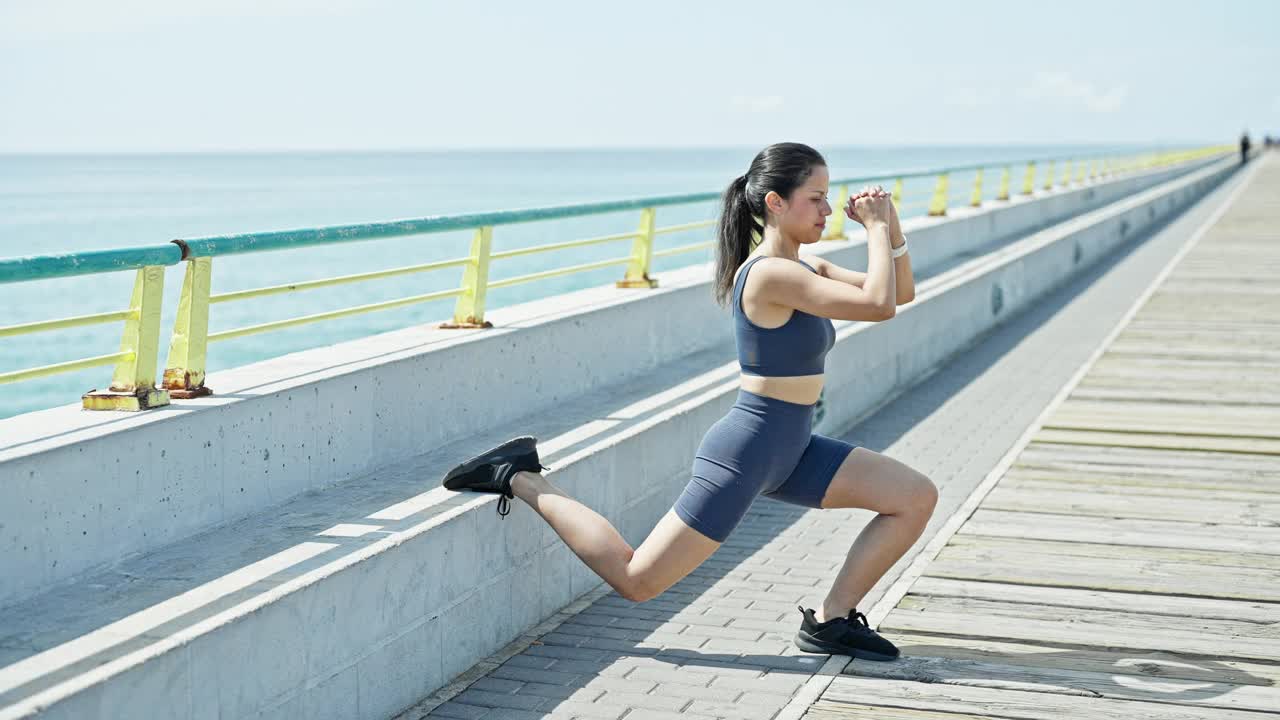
(1, 0), (1277, 152)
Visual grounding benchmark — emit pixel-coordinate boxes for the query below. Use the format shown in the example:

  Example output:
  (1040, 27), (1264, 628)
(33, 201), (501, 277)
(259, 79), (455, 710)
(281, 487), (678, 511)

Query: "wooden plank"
(1070, 387), (1279, 409)
(1078, 372), (1280, 387)
(1158, 280), (1280, 292)
(1046, 411), (1280, 439)
(1043, 419), (1280, 441)
(806, 703), (991, 720)
(941, 534), (1280, 572)
(1126, 319), (1280, 334)
(1031, 428), (1280, 455)
(1072, 384), (1280, 399)
(1090, 356), (1280, 374)
(982, 484), (1280, 526)
(1087, 366), (1280, 384)
(1142, 295), (1280, 314)
(882, 630), (1280, 689)
(1045, 409), (1280, 441)
(1116, 321), (1280, 336)
(1002, 474), (1277, 502)
(901, 571), (1280, 627)
(1011, 451), (1278, 480)
(1054, 399), (1280, 425)
(1127, 349), (1278, 362)
(909, 576), (1280, 623)
(1102, 327), (1280, 342)
(1078, 371), (1280, 388)
(1105, 342), (1280, 363)
(1014, 457), (1278, 481)
(881, 595), (1280, 662)
(1004, 465), (1277, 493)
(1114, 335), (1280, 352)
(1054, 404), (1280, 422)
(1142, 294), (1280, 310)
(841, 653), (1280, 715)
(1075, 382), (1280, 398)
(959, 509), (1280, 555)
(1003, 466), (1274, 491)
(1110, 325), (1280, 339)
(1127, 313), (1280, 328)
(1017, 442), (1280, 473)
(925, 540), (1280, 602)
(817, 675), (1280, 719)
(1078, 375), (1280, 392)
(1122, 321), (1280, 337)
(1103, 346), (1280, 361)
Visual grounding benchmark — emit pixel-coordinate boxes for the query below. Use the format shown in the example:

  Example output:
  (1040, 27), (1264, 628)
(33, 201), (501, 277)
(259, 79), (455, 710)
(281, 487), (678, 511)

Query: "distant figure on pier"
(1241, 130), (1252, 164)
(441, 142), (935, 663)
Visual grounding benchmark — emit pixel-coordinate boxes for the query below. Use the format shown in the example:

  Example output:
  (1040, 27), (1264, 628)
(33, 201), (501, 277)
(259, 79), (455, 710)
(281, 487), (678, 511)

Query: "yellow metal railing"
(160, 210), (718, 397)
(0, 145), (1233, 410)
(0, 263), (173, 410)
(817, 146), (1231, 230)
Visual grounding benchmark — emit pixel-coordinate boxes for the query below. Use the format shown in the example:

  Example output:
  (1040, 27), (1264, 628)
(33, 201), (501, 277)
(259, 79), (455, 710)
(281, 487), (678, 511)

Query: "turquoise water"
(0, 145), (1143, 419)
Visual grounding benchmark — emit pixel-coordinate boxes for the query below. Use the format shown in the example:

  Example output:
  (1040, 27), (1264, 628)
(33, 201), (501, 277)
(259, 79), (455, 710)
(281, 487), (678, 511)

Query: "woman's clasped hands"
(845, 184), (894, 229)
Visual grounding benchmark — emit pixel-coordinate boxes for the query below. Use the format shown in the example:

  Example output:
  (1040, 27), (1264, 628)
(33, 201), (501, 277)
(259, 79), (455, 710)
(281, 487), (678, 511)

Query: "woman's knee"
(884, 465), (936, 519)
(620, 580), (659, 604)
(909, 474), (939, 518)
(618, 568), (668, 603)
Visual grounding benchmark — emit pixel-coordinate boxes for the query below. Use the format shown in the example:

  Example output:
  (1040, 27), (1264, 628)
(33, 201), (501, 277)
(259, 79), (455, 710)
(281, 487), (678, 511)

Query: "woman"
(442, 142), (938, 661)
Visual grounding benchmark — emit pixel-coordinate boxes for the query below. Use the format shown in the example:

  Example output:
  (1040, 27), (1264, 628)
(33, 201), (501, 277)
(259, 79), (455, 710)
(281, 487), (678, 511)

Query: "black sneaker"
(793, 606), (899, 661)
(441, 436), (549, 517)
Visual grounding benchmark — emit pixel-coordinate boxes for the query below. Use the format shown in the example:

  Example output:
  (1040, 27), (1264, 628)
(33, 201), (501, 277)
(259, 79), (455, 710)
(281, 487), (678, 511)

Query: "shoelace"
(496, 462), (551, 518)
(846, 609), (870, 629)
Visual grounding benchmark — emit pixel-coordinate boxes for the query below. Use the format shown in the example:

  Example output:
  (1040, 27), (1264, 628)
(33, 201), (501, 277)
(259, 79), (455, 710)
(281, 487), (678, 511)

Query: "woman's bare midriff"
(739, 373), (825, 406)
(734, 257), (828, 406)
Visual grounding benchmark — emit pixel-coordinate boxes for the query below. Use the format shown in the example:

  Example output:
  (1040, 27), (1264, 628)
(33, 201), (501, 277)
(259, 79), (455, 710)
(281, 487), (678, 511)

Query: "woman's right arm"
(846, 190), (897, 315)
(860, 220), (896, 314)
(753, 188), (898, 322)
(757, 243), (896, 322)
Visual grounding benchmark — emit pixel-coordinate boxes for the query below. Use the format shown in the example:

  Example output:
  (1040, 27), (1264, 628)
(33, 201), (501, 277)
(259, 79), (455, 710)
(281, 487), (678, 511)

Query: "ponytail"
(713, 142), (826, 307)
(713, 174), (761, 306)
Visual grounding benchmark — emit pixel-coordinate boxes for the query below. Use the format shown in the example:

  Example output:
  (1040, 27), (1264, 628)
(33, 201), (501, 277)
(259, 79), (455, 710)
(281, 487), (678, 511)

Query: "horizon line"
(0, 139), (1218, 156)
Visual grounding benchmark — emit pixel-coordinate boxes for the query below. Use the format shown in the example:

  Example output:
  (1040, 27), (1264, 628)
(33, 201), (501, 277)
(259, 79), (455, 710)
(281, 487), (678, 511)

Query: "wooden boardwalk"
(805, 154), (1280, 719)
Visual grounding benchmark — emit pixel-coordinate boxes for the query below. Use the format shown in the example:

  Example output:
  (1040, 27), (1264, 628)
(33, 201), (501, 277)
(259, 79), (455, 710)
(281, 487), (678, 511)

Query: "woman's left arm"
(887, 199), (915, 304)
(813, 257), (868, 288)
(815, 257), (913, 305)
(813, 203), (914, 304)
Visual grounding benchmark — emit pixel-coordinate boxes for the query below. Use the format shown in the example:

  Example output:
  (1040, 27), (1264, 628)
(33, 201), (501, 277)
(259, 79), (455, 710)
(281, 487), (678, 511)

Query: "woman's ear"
(764, 190), (786, 217)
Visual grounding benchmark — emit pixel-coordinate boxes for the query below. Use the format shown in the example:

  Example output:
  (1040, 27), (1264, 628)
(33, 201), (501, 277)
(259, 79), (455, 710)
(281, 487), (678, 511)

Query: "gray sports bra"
(733, 255), (836, 377)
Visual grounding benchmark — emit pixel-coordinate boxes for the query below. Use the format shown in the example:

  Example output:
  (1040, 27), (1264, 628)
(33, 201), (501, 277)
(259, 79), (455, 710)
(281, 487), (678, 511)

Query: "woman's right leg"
(510, 471), (721, 603)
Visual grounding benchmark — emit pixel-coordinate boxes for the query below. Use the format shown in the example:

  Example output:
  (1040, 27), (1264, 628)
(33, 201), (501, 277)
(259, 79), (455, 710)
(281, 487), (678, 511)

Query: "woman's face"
(767, 165), (832, 244)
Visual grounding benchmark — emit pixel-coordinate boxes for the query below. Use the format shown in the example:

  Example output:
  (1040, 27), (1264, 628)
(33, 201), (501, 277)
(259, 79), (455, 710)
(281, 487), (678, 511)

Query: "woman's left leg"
(815, 447), (937, 622)
(765, 439), (938, 624)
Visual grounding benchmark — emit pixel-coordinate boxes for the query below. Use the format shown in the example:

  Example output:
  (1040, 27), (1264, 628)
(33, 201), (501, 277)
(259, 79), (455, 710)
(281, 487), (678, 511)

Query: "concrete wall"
(0, 156), (1227, 609)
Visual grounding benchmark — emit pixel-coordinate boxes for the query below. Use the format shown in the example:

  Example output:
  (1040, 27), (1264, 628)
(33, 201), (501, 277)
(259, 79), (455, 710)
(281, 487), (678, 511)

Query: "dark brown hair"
(713, 142), (826, 306)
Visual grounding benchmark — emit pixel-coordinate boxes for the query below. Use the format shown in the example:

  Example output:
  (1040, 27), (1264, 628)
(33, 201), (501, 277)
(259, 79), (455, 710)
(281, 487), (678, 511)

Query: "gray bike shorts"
(674, 389), (857, 542)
